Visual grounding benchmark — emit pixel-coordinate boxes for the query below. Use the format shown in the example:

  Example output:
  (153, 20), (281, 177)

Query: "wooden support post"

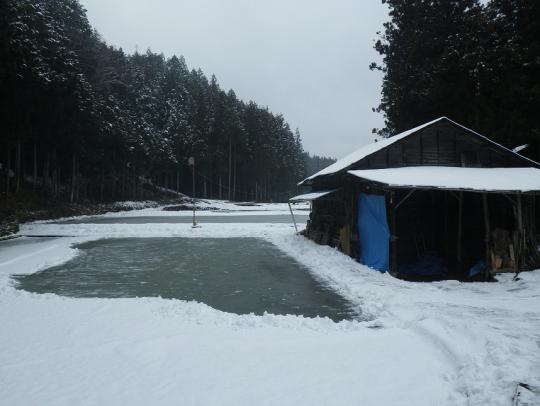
(457, 191), (464, 275)
(482, 193), (490, 279)
(516, 194), (524, 272)
(531, 196), (537, 244)
(288, 201), (298, 233)
(390, 199), (397, 275)
(444, 192), (449, 263)
(516, 194), (524, 232)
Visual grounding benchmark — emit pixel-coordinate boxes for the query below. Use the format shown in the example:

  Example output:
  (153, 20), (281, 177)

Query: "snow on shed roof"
(299, 117), (446, 185)
(289, 189), (339, 202)
(299, 117), (540, 186)
(347, 166), (540, 193)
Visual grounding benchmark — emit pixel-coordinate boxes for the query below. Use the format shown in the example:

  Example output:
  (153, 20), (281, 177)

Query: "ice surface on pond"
(57, 214), (309, 224)
(13, 237), (356, 321)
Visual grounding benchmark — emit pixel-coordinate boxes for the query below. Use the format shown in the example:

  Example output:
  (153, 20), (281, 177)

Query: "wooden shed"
(292, 117), (540, 280)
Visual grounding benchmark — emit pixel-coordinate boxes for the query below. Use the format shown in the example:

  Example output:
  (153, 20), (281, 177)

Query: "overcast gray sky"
(80, 0), (389, 159)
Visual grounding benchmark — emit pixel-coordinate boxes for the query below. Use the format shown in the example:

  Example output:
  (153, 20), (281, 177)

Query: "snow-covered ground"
(1, 202), (539, 406)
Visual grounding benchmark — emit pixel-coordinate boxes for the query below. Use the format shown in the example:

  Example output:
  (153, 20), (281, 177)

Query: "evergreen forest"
(0, 0), (306, 203)
(372, 0), (540, 160)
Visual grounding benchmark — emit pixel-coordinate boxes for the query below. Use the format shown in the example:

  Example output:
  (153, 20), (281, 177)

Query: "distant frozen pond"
(13, 238), (355, 321)
(57, 214), (308, 224)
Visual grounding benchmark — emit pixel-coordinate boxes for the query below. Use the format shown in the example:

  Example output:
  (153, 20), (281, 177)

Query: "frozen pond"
(57, 214), (309, 224)
(13, 237), (356, 321)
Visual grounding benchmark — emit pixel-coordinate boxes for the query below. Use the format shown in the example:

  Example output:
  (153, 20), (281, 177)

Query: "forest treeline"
(302, 154), (336, 177)
(372, 0), (540, 161)
(4, 0), (537, 207)
(0, 0), (313, 203)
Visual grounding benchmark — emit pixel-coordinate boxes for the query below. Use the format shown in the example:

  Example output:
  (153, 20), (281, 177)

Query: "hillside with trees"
(0, 0), (305, 206)
(371, 0), (540, 161)
(303, 153), (336, 178)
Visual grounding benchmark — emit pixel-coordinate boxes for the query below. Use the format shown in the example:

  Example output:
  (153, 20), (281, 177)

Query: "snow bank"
(1, 219), (539, 406)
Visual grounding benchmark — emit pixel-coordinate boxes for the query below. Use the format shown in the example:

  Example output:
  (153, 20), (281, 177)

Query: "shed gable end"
(351, 120), (532, 171)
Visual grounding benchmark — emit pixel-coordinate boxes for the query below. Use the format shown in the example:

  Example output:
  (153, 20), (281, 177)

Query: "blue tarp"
(358, 193), (391, 273)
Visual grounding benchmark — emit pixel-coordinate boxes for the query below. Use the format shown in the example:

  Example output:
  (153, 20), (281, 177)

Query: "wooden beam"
(394, 189), (415, 211)
(516, 194), (524, 233)
(390, 193), (398, 275)
(502, 193), (517, 206)
(516, 194), (524, 272)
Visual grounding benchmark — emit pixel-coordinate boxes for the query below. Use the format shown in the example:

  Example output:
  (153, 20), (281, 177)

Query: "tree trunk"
(55, 167), (59, 197)
(70, 154), (76, 203)
(52, 148), (57, 197)
(6, 142), (11, 195)
(15, 141), (21, 193)
(111, 170), (116, 201)
(100, 165), (105, 202)
(75, 161), (80, 202)
(133, 165), (137, 200)
(44, 152), (50, 192)
(228, 136), (232, 200)
(33, 143), (37, 193)
(232, 157), (237, 201)
(121, 164), (126, 198)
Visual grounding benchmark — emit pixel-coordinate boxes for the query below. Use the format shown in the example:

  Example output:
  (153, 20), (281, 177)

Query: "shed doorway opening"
(391, 190), (518, 281)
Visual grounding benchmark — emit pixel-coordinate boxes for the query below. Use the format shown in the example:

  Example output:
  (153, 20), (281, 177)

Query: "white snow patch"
(1, 217), (539, 405)
(348, 166), (540, 192)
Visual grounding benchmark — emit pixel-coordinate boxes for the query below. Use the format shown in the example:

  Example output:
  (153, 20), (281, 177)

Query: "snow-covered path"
(1, 203), (539, 405)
